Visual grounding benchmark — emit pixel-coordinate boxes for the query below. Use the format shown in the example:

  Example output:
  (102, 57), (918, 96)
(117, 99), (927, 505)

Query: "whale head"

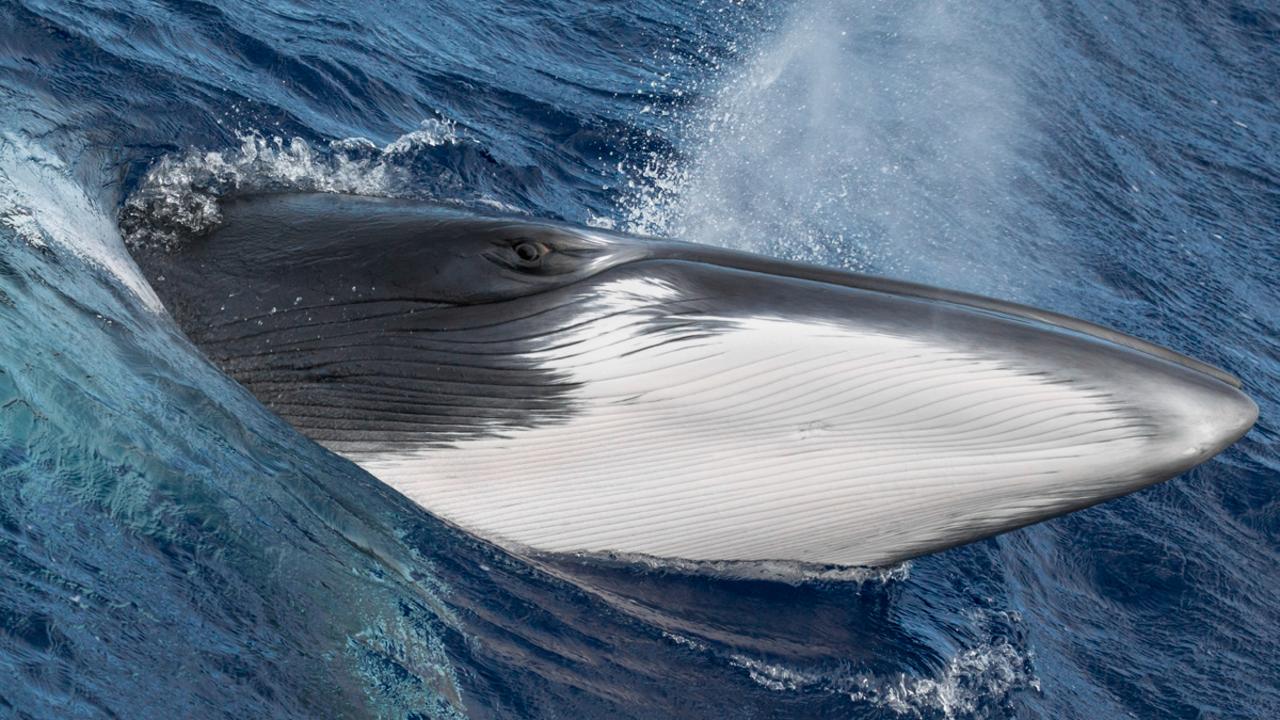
(133, 193), (1257, 567)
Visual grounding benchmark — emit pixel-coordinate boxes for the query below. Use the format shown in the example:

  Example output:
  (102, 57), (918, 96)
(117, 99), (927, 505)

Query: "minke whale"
(131, 193), (1258, 567)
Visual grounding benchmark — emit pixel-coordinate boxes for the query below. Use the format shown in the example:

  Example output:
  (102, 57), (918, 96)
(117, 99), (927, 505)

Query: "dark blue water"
(1, 1), (1276, 717)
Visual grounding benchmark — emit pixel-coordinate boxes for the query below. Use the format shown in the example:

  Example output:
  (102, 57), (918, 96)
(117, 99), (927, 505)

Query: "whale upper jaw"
(131, 193), (1258, 568)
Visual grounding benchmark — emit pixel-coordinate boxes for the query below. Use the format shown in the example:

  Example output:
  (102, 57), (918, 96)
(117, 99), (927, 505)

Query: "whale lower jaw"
(345, 306), (1255, 568)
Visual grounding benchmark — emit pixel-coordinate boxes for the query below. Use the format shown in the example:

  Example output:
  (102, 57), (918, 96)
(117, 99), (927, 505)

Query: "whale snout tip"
(1183, 381), (1257, 460)
(1146, 363), (1257, 473)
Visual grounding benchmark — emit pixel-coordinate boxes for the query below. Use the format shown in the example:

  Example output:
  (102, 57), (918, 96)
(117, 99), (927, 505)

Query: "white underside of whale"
(350, 278), (1218, 567)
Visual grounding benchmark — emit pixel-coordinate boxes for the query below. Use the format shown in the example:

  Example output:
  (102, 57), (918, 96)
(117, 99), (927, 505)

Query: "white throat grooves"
(356, 279), (1151, 567)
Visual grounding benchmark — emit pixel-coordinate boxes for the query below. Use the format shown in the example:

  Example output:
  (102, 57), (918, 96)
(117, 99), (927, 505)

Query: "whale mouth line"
(650, 248), (1244, 391)
(845, 281), (1244, 390)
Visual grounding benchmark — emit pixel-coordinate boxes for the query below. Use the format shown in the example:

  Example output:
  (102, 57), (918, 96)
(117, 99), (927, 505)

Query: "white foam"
(555, 551), (912, 585)
(730, 639), (1035, 717)
(119, 119), (464, 251)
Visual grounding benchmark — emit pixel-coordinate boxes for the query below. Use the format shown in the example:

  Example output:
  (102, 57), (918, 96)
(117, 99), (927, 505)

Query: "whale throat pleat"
(357, 312), (1156, 566)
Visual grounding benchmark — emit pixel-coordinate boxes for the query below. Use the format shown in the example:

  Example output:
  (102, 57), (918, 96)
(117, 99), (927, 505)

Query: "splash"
(622, 0), (1031, 295)
(118, 120), (462, 251)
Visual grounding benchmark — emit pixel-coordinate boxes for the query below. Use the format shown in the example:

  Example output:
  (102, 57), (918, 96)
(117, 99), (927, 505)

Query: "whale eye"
(512, 240), (547, 268)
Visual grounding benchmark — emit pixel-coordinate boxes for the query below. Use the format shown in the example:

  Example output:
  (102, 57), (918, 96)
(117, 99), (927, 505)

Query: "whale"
(130, 192), (1258, 568)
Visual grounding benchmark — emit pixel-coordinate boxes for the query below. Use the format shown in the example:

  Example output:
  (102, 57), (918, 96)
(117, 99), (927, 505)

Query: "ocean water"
(0, 0), (1276, 718)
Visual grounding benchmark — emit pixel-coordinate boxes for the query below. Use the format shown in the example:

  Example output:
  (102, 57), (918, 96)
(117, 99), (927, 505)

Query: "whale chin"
(133, 193), (1257, 568)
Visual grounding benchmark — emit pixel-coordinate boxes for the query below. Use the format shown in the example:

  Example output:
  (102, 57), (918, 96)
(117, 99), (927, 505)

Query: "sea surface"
(1, 1), (1277, 718)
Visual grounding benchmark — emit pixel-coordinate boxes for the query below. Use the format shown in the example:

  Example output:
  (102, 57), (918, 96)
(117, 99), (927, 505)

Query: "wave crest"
(118, 119), (486, 251)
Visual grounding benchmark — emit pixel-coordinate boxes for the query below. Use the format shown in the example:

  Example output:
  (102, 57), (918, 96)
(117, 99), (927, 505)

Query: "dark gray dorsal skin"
(133, 194), (601, 452)
(128, 192), (1257, 567)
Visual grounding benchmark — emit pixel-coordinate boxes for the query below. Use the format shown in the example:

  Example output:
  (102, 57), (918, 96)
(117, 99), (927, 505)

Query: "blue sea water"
(0, 0), (1277, 717)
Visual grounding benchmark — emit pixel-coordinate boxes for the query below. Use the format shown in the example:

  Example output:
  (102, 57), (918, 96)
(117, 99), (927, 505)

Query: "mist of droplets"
(616, 0), (1032, 295)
